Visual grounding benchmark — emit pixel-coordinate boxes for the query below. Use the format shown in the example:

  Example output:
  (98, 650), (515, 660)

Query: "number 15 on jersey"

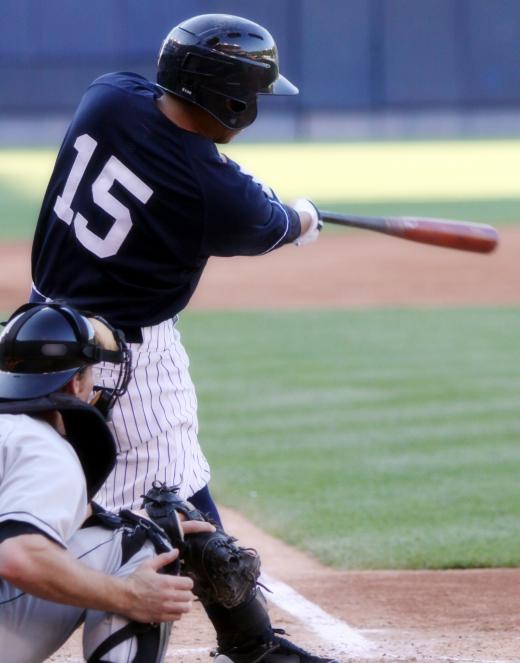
(54, 134), (153, 259)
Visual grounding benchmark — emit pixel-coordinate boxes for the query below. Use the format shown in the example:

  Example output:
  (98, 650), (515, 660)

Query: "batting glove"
(291, 198), (323, 246)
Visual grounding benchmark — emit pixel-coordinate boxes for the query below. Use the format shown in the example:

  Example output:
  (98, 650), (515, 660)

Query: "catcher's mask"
(0, 303), (131, 417)
(157, 13), (298, 130)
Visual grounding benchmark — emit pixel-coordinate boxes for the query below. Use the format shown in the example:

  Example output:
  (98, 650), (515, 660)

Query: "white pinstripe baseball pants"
(94, 317), (211, 511)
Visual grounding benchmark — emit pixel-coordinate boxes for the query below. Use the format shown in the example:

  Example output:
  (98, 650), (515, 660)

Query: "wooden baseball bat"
(319, 211), (499, 254)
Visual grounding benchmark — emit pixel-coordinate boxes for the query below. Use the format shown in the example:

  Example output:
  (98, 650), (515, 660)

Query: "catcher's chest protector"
(0, 394), (115, 498)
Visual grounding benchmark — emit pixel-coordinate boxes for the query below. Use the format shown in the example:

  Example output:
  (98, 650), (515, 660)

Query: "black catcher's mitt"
(142, 482), (261, 608)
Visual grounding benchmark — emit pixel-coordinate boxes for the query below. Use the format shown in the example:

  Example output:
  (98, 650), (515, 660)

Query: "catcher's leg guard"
(207, 594), (340, 663)
(142, 485), (338, 663)
(143, 482), (260, 608)
(205, 591), (272, 651)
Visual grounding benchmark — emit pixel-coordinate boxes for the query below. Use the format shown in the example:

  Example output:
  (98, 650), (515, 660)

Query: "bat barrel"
(320, 211), (499, 254)
(395, 217), (499, 254)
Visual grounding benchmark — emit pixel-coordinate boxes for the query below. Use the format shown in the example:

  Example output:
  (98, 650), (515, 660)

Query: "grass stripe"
(179, 307), (520, 569)
(225, 139), (520, 201)
(1, 141), (520, 239)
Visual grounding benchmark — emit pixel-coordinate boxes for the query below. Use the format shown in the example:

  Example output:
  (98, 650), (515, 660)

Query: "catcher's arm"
(0, 532), (190, 623)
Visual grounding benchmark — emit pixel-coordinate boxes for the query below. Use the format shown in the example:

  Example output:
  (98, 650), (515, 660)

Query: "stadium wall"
(1, 0), (519, 141)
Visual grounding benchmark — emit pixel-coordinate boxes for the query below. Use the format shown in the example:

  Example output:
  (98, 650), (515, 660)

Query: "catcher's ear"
(62, 369), (93, 401)
(62, 373), (82, 397)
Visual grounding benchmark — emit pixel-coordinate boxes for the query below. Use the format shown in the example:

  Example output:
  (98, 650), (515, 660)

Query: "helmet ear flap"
(226, 98), (247, 113)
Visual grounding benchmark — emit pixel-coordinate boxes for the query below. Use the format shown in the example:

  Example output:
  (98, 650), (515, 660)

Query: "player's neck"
(156, 94), (238, 144)
(33, 410), (66, 435)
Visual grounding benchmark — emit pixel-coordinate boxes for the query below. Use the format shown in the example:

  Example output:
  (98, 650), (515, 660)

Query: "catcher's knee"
(142, 482), (261, 608)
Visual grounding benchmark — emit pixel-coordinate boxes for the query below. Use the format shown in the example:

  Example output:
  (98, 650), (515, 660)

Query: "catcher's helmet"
(157, 13), (298, 130)
(0, 303), (130, 411)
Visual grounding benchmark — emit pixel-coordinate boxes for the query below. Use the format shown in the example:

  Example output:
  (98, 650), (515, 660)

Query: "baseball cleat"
(212, 632), (340, 663)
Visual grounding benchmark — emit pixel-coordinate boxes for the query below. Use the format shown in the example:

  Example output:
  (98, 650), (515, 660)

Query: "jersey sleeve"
(0, 420), (88, 548)
(0, 520), (57, 544)
(197, 151), (301, 257)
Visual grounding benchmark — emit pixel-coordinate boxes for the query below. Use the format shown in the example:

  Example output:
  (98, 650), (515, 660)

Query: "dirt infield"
(2, 229), (520, 312)
(2, 231), (519, 662)
(48, 507), (520, 663)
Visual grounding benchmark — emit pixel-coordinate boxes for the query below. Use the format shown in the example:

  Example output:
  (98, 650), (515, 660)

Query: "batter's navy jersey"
(31, 72), (300, 331)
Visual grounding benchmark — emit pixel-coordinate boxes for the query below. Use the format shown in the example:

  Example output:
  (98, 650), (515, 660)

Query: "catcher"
(0, 303), (211, 662)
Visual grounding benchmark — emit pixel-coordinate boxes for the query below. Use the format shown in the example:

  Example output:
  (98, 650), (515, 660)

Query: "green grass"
(1, 140), (520, 239)
(225, 139), (520, 202)
(0, 149), (56, 239)
(321, 198), (520, 225)
(179, 308), (520, 570)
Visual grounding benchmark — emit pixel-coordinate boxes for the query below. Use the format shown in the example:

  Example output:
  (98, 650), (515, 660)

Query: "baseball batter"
(0, 303), (199, 662)
(30, 14), (332, 663)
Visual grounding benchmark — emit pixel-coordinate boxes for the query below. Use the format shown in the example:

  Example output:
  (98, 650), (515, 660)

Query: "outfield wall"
(2, 0), (520, 118)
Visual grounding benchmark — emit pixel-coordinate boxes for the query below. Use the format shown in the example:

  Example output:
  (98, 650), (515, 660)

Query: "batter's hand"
(291, 198), (323, 246)
(123, 550), (195, 623)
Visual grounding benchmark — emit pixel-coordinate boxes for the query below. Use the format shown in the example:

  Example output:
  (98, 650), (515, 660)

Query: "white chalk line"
(259, 573), (515, 663)
(260, 571), (375, 657)
(168, 573), (514, 663)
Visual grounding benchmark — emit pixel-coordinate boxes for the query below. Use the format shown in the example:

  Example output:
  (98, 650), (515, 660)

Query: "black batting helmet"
(0, 303), (131, 412)
(157, 13), (298, 130)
